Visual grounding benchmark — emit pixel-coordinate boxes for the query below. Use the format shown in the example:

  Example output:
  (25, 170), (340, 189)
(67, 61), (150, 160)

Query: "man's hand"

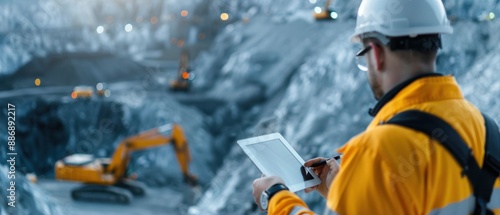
(252, 176), (286, 210)
(303, 157), (340, 198)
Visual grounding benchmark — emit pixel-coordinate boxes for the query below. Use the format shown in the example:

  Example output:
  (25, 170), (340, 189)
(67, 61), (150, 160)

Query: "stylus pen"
(309, 155), (342, 168)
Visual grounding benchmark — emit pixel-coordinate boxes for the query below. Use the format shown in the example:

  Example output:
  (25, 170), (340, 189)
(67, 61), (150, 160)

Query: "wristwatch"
(260, 183), (289, 211)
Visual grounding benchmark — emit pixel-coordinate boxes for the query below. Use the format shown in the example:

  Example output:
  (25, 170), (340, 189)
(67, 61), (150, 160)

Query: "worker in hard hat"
(252, 0), (500, 214)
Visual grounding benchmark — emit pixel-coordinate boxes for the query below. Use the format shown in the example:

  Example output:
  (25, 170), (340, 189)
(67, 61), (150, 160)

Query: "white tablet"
(237, 133), (321, 192)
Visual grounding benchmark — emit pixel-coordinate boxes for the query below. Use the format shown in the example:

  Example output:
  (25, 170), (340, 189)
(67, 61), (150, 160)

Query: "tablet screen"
(246, 139), (307, 185)
(238, 133), (321, 192)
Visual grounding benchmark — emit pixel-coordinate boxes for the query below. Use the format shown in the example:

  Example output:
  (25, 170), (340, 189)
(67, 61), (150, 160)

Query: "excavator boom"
(105, 123), (195, 183)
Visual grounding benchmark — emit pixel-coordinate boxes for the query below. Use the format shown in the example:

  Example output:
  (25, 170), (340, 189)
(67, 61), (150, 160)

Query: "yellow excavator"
(313, 0), (338, 21)
(169, 49), (192, 91)
(54, 123), (197, 204)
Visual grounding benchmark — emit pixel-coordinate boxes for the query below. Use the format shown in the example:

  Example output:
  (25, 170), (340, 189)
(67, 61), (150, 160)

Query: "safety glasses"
(355, 45), (372, 72)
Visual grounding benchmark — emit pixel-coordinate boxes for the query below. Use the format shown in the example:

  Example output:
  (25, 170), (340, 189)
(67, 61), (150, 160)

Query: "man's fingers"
(326, 159), (337, 166)
(304, 157), (327, 167)
(313, 169), (321, 176)
(304, 186), (317, 193)
(327, 159), (340, 172)
(317, 163), (330, 174)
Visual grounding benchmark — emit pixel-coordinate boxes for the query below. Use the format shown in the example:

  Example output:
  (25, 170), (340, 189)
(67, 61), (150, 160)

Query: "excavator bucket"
(183, 173), (198, 187)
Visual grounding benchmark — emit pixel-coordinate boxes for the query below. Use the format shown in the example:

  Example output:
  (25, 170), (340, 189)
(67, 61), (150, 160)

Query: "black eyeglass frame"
(356, 45), (372, 57)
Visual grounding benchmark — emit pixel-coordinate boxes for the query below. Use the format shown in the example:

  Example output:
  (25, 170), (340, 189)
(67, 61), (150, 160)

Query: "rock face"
(0, 53), (148, 91)
(0, 165), (63, 215)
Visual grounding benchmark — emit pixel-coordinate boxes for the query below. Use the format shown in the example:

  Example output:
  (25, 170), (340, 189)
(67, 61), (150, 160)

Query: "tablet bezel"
(237, 133), (321, 192)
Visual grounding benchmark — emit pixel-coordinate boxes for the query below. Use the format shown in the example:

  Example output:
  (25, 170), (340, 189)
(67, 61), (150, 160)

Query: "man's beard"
(368, 69), (384, 101)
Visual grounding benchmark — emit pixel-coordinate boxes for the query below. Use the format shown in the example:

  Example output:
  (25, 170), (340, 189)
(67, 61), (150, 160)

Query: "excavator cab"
(169, 49), (193, 92)
(313, 0), (338, 21)
(55, 124), (197, 204)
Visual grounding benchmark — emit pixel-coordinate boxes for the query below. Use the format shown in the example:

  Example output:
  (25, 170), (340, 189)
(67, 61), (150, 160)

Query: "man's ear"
(370, 42), (385, 71)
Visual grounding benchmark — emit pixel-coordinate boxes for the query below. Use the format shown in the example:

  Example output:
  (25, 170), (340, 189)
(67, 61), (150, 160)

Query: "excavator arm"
(105, 123), (197, 185)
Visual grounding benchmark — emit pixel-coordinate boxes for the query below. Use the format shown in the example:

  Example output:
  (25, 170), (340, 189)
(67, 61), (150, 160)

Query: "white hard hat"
(352, 0), (453, 42)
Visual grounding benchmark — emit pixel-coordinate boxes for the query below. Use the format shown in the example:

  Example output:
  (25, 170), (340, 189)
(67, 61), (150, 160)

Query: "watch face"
(260, 191), (269, 210)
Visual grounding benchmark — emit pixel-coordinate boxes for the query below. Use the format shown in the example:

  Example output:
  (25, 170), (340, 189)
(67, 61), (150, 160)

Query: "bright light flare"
(330, 12), (338, 19)
(309, 0), (317, 3)
(182, 72), (189, 80)
(314, 7), (322, 14)
(96, 83), (103, 91)
(181, 10), (189, 17)
(220, 13), (229, 21)
(150, 16), (158, 24)
(177, 39), (184, 47)
(124, 24), (133, 32)
(96, 26), (104, 34)
(489, 12), (495, 20)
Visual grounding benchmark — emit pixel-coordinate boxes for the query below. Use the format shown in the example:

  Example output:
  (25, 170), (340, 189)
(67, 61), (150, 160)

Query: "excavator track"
(115, 180), (147, 196)
(71, 184), (133, 204)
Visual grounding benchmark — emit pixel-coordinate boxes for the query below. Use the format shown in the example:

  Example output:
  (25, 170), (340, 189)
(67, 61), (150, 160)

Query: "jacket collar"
(368, 73), (443, 117)
(367, 73), (465, 128)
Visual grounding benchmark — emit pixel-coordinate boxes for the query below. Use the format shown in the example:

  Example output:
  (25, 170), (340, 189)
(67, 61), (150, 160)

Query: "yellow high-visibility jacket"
(268, 75), (500, 215)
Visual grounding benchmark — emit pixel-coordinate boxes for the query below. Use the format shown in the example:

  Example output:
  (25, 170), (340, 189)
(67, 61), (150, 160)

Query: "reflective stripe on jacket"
(268, 75), (500, 215)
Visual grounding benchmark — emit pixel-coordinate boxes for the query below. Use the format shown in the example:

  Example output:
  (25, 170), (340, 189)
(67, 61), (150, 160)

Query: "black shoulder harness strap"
(385, 110), (500, 215)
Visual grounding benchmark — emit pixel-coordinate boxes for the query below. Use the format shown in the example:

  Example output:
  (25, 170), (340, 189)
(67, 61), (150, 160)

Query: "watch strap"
(266, 183), (289, 201)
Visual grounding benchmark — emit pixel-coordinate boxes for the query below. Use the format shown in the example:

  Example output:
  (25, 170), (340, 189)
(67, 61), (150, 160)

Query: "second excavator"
(313, 0), (338, 21)
(54, 123), (197, 204)
(170, 49), (193, 91)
